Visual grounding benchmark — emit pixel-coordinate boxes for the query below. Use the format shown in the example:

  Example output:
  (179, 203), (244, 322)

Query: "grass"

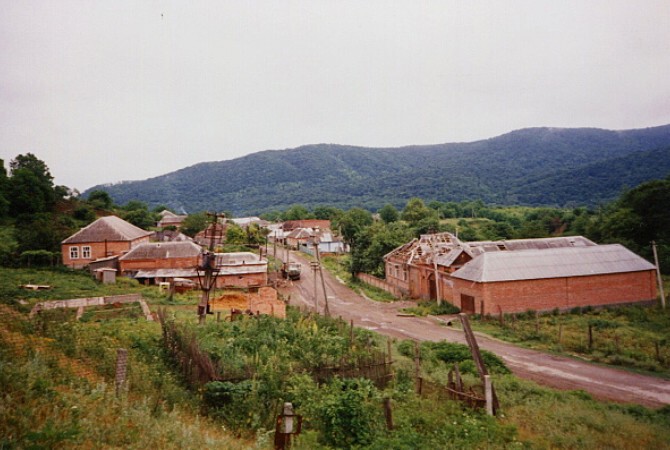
(321, 255), (401, 303)
(468, 303), (670, 378)
(2, 266), (670, 449)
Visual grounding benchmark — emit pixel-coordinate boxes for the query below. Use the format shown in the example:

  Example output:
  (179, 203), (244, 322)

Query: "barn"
(450, 244), (657, 314)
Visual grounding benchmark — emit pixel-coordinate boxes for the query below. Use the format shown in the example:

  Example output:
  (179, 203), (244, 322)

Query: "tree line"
(2, 153), (668, 273)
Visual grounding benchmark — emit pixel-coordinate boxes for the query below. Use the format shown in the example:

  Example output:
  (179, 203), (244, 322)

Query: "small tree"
(378, 204), (399, 223)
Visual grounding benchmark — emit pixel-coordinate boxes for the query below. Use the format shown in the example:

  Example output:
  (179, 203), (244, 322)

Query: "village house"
(282, 219), (331, 232)
(214, 252), (268, 288)
(286, 228), (313, 249)
(195, 222), (226, 247)
(228, 217), (271, 229)
(126, 248), (268, 290)
(156, 210), (188, 229)
(61, 215), (153, 269)
(304, 228), (348, 254)
(119, 241), (202, 278)
(383, 232), (657, 313)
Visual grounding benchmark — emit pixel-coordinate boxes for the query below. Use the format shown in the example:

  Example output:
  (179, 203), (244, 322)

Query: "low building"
(228, 217), (270, 228)
(61, 216), (153, 269)
(214, 252), (268, 288)
(304, 228), (348, 254)
(383, 232), (657, 313)
(283, 219), (331, 232)
(286, 228), (313, 249)
(195, 222), (226, 247)
(119, 241), (202, 276)
(450, 244), (657, 314)
(157, 210), (188, 229)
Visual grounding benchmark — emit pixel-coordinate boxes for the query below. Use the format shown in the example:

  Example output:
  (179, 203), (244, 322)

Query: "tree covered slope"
(85, 125), (670, 215)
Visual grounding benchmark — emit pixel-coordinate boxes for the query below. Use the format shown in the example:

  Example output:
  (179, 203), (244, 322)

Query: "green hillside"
(85, 125), (670, 215)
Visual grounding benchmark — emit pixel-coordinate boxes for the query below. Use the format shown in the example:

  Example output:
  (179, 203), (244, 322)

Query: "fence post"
(484, 375), (493, 416)
(115, 348), (128, 397)
(383, 397), (394, 430)
(414, 341), (421, 394)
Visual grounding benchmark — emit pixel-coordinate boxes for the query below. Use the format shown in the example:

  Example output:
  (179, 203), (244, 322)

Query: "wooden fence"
(157, 308), (393, 388)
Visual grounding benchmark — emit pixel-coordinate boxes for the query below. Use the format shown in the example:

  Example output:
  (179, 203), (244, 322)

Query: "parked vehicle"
(281, 262), (302, 280)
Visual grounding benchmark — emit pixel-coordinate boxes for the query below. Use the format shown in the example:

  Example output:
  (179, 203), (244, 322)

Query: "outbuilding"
(450, 244), (657, 314)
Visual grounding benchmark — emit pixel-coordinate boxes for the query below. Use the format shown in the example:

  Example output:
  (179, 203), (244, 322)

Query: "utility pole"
(652, 241), (666, 310)
(197, 212), (224, 324)
(314, 243), (330, 317)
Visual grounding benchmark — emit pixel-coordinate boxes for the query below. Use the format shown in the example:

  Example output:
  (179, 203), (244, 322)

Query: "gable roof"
(62, 216), (152, 244)
(119, 241), (202, 261)
(451, 244), (655, 283)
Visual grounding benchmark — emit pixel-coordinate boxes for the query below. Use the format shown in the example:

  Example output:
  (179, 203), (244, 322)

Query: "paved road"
(277, 249), (670, 408)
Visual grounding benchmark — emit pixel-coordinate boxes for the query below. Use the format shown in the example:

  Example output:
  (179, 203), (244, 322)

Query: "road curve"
(277, 249), (670, 408)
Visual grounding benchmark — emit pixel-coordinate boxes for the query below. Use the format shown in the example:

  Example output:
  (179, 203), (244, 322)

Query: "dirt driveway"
(277, 249), (670, 408)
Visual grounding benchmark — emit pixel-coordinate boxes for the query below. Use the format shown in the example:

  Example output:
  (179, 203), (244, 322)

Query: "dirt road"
(278, 249), (670, 408)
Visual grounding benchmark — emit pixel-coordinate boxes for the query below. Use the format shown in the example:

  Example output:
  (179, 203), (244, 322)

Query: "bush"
(19, 250), (57, 267)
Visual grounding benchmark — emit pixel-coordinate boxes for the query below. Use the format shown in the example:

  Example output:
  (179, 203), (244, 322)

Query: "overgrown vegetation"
(468, 304), (670, 378)
(2, 266), (670, 448)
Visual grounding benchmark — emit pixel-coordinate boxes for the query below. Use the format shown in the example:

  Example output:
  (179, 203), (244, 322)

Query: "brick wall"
(451, 270), (657, 314)
(215, 272), (267, 288)
(357, 273), (405, 297)
(62, 236), (151, 269)
(119, 256), (198, 272)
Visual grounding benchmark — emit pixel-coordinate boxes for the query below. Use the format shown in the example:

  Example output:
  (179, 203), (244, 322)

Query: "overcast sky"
(1, 1), (669, 191)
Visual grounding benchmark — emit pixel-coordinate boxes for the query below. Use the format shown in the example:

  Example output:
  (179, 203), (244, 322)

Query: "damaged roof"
(465, 236), (596, 256)
(451, 244), (655, 283)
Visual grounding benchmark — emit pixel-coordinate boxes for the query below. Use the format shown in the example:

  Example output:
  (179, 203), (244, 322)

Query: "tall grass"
(470, 304), (670, 377)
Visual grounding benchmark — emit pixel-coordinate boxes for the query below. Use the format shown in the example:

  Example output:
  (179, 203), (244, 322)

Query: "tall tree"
(401, 198), (437, 226)
(8, 153), (57, 215)
(0, 160), (9, 217)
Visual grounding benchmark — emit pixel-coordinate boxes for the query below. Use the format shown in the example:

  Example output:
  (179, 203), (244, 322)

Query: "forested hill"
(86, 125), (670, 215)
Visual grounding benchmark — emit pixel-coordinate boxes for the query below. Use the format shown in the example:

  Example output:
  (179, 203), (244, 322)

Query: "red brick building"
(61, 216), (152, 269)
(450, 244), (657, 314)
(384, 233), (657, 313)
(119, 241), (202, 275)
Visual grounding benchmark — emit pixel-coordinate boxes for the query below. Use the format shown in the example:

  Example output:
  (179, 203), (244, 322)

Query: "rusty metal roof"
(62, 216), (152, 244)
(451, 244), (655, 282)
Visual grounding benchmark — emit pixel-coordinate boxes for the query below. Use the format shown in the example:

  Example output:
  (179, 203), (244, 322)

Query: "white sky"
(1, 1), (669, 191)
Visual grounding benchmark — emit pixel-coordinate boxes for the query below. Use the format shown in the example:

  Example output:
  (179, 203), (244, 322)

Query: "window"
(82, 246), (91, 259)
(70, 246), (79, 259)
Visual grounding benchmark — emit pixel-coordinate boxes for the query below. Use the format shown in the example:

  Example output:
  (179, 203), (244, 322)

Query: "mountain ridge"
(85, 124), (670, 215)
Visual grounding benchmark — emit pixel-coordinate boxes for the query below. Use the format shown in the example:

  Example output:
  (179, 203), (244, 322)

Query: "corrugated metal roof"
(215, 252), (263, 265)
(466, 236), (596, 256)
(119, 241), (202, 260)
(451, 244), (655, 282)
(134, 269), (198, 278)
(62, 216), (153, 244)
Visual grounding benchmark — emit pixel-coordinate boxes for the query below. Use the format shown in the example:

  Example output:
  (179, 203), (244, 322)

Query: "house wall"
(119, 256), (198, 273)
(450, 270), (657, 314)
(62, 237), (150, 269)
(215, 271), (267, 288)
(384, 257), (410, 295)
